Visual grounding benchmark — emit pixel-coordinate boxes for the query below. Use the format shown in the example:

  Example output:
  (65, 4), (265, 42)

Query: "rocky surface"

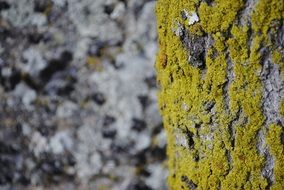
(0, 0), (167, 189)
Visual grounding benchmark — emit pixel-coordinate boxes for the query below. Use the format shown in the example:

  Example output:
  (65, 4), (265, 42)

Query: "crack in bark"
(228, 108), (242, 149)
(221, 42), (238, 178)
(259, 46), (284, 188)
(224, 52), (234, 113)
(237, 0), (258, 26)
(177, 25), (213, 69)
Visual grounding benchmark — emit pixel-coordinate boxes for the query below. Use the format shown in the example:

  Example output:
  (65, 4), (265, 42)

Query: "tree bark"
(156, 0), (284, 189)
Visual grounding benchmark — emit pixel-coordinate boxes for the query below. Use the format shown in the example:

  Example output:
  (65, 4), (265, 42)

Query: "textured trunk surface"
(156, 0), (284, 189)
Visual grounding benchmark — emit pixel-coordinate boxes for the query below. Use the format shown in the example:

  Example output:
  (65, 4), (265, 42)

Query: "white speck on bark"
(181, 102), (189, 111)
(188, 12), (199, 25)
(182, 10), (199, 25)
(175, 128), (188, 148)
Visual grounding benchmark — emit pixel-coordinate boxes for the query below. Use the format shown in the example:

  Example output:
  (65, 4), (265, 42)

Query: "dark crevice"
(144, 75), (157, 88)
(203, 101), (215, 113)
(281, 131), (284, 145)
(103, 4), (115, 15)
(228, 108), (241, 149)
(184, 127), (194, 149)
(0, 1), (10, 11)
(181, 175), (197, 190)
(223, 50), (234, 114)
(131, 118), (147, 132)
(92, 92), (106, 106)
(179, 30), (209, 69)
(40, 50), (73, 83)
(137, 95), (150, 111)
(225, 149), (233, 174)
(0, 67), (21, 91)
(102, 115), (116, 127)
(202, 0), (214, 6)
(34, 0), (50, 13)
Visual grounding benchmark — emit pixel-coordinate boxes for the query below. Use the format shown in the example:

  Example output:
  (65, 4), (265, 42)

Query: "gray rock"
(0, 0), (167, 189)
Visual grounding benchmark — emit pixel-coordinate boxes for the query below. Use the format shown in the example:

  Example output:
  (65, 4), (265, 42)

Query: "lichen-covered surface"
(156, 0), (283, 189)
(0, 0), (168, 189)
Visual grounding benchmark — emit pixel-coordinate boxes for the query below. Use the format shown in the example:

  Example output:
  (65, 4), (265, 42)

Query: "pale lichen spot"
(181, 102), (189, 111)
(181, 9), (199, 26)
(188, 12), (199, 25)
(175, 133), (188, 148)
(173, 20), (184, 37)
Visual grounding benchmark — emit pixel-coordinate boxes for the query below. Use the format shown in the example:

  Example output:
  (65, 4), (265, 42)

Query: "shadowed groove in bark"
(237, 0), (258, 26)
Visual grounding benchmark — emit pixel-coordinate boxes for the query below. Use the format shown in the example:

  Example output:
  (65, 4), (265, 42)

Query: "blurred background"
(0, 0), (167, 189)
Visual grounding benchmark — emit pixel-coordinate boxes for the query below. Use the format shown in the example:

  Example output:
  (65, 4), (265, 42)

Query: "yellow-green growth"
(266, 124), (284, 190)
(156, 0), (284, 189)
(281, 101), (284, 117)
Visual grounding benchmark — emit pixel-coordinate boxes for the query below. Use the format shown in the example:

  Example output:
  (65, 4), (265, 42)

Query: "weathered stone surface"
(0, 0), (167, 189)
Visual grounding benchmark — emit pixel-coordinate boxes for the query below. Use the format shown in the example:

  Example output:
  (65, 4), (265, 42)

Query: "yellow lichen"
(266, 124), (284, 190)
(251, 0), (284, 35)
(156, 0), (284, 189)
(280, 101), (284, 117)
(272, 50), (284, 78)
(198, 0), (244, 34)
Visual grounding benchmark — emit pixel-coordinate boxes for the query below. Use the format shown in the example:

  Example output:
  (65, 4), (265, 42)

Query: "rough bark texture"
(156, 0), (284, 189)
